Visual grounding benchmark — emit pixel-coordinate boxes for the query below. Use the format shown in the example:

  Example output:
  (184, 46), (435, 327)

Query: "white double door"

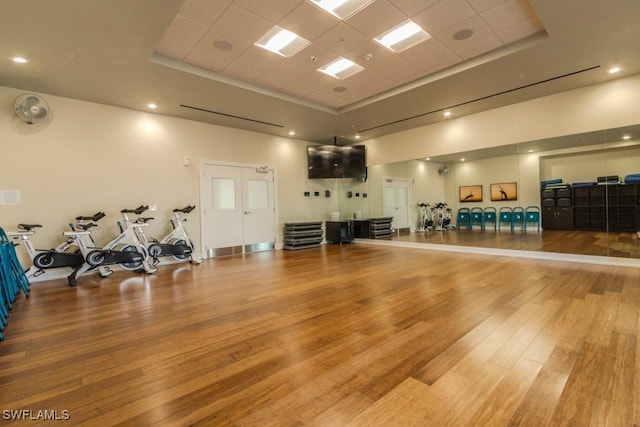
(201, 163), (275, 257)
(382, 177), (412, 230)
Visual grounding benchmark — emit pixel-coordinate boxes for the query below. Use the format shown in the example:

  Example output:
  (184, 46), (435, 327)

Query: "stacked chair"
(0, 228), (30, 340)
(482, 207), (497, 231)
(456, 208), (471, 230)
(458, 206), (537, 232)
(512, 207), (525, 231)
(524, 206), (541, 231)
(470, 207), (483, 229)
(498, 207), (513, 230)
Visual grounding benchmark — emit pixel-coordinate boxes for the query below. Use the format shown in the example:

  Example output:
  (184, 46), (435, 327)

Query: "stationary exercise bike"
(7, 212), (105, 280)
(432, 202), (452, 231)
(144, 205), (203, 265)
(416, 203), (433, 232)
(68, 206), (157, 286)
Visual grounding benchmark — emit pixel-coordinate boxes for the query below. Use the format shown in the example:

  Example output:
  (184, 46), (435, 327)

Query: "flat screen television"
(307, 145), (366, 179)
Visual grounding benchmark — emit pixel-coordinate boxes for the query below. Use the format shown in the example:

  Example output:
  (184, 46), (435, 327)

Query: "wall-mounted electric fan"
(14, 93), (50, 124)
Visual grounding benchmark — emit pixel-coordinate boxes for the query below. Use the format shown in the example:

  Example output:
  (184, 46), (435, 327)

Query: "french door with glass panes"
(201, 163), (275, 257)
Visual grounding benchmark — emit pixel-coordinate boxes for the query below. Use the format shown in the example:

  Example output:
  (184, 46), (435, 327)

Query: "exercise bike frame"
(141, 205), (203, 265)
(69, 207), (157, 286)
(7, 213), (105, 280)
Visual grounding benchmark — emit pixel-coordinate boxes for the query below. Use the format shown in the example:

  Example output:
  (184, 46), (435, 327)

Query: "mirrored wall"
(335, 124), (640, 259)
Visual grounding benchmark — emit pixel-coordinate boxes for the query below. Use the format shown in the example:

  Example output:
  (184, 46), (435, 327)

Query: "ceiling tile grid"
(154, 0), (545, 110)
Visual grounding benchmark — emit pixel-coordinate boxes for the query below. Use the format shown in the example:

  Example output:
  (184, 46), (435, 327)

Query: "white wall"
(0, 86), (341, 264)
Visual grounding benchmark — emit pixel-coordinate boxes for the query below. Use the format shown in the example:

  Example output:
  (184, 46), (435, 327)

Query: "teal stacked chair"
(512, 206), (525, 231)
(482, 207), (497, 231)
(524, 206), (541, 231)
(498, 207), (513, 231)
(470, 207), (483, 229)
(0, 228), (30, 340)
(456, 207), (471, 230)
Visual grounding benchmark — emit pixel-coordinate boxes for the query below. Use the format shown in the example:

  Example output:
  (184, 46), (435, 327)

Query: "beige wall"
(540, 146), (640, 184)
(364, 74), (640, 166)
(0, 86), (339, 261)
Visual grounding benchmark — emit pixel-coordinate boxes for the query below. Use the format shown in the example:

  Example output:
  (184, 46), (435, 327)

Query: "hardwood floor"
(1, 244), (639, 426)
(390, 228), (640, 259)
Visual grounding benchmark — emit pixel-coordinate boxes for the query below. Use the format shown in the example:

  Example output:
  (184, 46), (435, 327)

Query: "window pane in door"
(248, 179), (268, 209)
(399, 187), (408, 207)
(384, 187), (395, 208)
(211, 178), (235, 210)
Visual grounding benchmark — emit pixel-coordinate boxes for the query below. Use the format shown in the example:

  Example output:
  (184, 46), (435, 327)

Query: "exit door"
(201, 163), (276, 257)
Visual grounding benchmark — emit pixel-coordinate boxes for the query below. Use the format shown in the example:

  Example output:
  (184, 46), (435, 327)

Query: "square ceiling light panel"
(318, 57), (364, 79)
(307, 0), (375, 20)
(255, 26), (311, 57)
(374, 20), (431, 53)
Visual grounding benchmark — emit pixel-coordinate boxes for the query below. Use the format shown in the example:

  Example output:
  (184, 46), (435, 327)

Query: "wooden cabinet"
(541, 187), (573, 230)
(326, 221), (354, 244)
(542, 206), (573, 229)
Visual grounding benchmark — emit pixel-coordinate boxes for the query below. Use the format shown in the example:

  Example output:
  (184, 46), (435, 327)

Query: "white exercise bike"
(7, 213), (105, 281)
(132, 205), (203, 265)
(68, 206), (158, 286)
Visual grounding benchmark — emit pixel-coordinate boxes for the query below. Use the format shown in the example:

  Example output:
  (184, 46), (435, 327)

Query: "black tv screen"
(307, 145), (366, 179)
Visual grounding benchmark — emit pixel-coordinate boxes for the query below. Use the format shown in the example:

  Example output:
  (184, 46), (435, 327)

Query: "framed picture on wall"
(459, 185), (483, 202)
(490, 182), (517, 201)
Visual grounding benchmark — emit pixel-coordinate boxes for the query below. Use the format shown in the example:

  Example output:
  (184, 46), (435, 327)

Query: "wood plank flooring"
(1, 244), (639, 426)
(391, 228), (640, 258)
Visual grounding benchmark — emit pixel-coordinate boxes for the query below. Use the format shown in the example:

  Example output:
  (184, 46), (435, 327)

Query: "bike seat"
(136, 217), (154, 223)
(18, 224), (42, 231)
(76, 223), (98, 231)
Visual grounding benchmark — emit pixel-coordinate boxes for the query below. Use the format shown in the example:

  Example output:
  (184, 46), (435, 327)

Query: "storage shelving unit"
(544, 183), (640, 232)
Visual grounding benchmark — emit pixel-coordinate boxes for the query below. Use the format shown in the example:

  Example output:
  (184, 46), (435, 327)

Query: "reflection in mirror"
(364, 124), (640, 260)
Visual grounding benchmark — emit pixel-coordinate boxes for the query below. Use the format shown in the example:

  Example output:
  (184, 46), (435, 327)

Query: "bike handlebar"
(76, 212), (106, 222)
(121, 205), (148, 215)
(173, 205), (196, 214)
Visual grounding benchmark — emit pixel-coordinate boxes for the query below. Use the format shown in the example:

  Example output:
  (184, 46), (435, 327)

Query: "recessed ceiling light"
(528, 149), (535, 153)
(12, 56), (27, 64)
(608, 66), (621, 74)
(355, 135), (361, 139)
(622, 134), (631, 140)
(307, 0), (375, 20)
(374, 20), (430, 53)
(460, 158), (465, 162)
(425, 157), (431, 161)
(255, 26), (310, 57)
(443, 111), (452, 117)
(289, 131), (296, 136)
(318, 57), (363, 79)
(147, 103), (157, 109)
